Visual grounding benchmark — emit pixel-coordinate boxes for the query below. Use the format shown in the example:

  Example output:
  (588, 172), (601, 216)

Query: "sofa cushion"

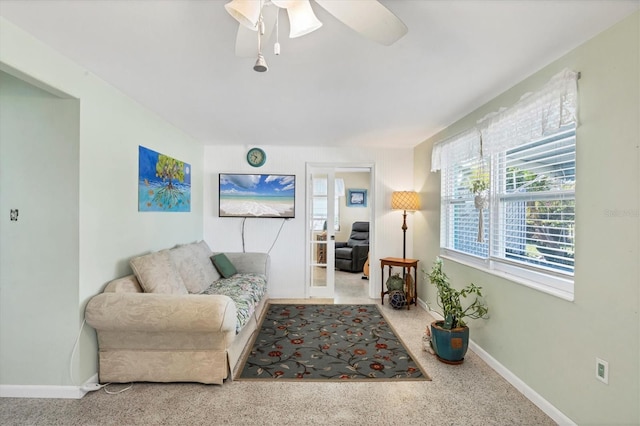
(193, 241), (222, 282)
(211, 253), (238, 278)
(170, 241), (221, 294)
(130, 250), (188, 295)
(202, 273), (268, 333)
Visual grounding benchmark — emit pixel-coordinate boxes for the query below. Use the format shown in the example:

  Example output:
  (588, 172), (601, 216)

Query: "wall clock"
(246, 147), (266, 167)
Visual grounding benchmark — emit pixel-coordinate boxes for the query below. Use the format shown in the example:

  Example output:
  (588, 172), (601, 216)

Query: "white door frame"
(305, 162), (376, 299)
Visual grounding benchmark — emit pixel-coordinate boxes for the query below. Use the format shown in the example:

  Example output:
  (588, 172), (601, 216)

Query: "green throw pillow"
(211, 253), (237, 278)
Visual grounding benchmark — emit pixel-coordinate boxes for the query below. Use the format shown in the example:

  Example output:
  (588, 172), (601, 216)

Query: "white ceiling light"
(275, 0), (322, 38)
(225, 0), (408, 72)
(224, 0), (263, 30)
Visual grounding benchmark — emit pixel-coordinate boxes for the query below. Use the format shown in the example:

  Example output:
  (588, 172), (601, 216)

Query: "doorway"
(0, 70), (80, 385)
(306, 164), (374, 301)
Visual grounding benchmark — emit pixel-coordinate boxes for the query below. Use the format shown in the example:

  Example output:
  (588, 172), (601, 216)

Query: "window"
(434, 69), (578, 299)
(442, 127), (576, 271)
(494, 128), (575, 274)
(311, 178), (344, 231)
(441, 155), (490, 258)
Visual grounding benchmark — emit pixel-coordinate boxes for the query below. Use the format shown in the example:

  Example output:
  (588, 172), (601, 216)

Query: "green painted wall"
(0, 18), (204, 388)
(0, 71), (80, 385)
(414, 12), (639, 424)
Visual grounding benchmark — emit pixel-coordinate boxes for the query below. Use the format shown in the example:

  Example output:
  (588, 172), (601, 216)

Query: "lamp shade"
(286, 0), (323, 38)
(391, 191), (420, 211)
(225, 0), (261, 30)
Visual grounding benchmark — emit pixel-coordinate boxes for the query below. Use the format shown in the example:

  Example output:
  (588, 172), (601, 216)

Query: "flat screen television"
(219, 173), (295, 218)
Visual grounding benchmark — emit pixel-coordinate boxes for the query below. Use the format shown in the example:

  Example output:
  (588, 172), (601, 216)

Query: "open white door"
(307, 167), (336, 298)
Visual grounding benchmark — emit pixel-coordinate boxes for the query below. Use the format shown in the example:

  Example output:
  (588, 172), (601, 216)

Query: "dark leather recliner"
(335, 221), (369, 273)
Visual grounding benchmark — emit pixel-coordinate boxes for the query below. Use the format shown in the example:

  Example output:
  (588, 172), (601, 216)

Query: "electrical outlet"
(596, 358), (608, 384)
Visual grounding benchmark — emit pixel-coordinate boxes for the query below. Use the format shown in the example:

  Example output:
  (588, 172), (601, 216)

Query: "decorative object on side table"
(425, 257), (489, 364)
(389, 290), (408, 309)
(386, 273), (406, 309)
(385, 273), (404, 292)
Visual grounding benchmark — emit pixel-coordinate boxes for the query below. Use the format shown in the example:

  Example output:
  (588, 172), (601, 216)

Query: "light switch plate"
(596, 358), (608, 384)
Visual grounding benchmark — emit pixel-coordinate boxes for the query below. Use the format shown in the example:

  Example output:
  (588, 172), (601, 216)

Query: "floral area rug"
(237, 304), (430, 381)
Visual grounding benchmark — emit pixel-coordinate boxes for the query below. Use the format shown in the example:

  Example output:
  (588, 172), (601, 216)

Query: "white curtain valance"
(430, 128), (481, 172)
(431, 68), (579, 171)
(480, 68), (578, 155)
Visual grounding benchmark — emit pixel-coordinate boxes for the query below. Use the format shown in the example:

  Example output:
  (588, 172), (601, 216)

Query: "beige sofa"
(85, 241), (269, 385)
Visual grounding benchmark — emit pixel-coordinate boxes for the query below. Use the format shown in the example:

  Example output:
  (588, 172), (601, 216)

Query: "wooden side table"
(380, 257), (419, 310)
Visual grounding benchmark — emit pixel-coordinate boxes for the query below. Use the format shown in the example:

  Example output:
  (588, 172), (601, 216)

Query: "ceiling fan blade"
(234, 4), (278, 57)
(314, 0), (407, 46)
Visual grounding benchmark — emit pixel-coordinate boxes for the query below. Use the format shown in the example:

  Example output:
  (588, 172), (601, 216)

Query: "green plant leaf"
(425, 257), (489, 329)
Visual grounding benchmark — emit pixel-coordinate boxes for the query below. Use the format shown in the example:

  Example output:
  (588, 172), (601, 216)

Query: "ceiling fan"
(224, 0), (408, 72)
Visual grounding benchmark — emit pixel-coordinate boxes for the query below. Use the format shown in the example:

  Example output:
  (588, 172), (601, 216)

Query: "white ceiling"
(1, 0), (638, 148)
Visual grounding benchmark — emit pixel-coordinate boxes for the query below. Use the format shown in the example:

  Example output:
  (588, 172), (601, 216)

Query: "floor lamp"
(391, 191), (420, 259)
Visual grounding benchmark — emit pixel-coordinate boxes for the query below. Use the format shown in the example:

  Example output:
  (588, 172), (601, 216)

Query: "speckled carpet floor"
(0, 297), (556, 426)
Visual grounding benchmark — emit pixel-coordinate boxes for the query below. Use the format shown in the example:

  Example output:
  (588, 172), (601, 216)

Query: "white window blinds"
(492, 126), (576, 274)
(434, 69), (579, 293)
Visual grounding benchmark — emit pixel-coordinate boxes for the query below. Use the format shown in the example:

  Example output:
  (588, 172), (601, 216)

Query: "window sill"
(439, 251), (574, 302)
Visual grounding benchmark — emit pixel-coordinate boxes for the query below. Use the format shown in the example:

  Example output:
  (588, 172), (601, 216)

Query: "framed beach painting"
(347, 189), (367, 207)
(138, 146), (191, 212)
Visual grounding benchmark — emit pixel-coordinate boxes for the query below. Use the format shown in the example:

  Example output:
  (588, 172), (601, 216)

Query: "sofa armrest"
(224, 252), (270, 278)
(103, 275), (142, 293)
(334, 242), (348, 249)
(85, 293), (237, 334)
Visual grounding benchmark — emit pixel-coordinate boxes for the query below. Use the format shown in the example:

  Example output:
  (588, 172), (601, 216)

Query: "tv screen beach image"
(219, 174), (295, 218)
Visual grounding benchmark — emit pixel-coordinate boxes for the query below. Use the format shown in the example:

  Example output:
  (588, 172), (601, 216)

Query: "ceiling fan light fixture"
(253, 54), (268, 72)
(271, 0), (297, 8)
(286, 0), (323, 38)
(225, 0), (261, 30)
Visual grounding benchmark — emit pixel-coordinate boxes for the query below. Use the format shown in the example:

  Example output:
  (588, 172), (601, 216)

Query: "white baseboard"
(0, 373), (98, 399)
(418, 299), (575, 426)
(468, 341), (576, 425)
(416, 297), (432, 314)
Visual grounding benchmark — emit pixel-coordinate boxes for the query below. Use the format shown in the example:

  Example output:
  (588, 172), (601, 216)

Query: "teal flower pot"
(430, 320), (469, 364)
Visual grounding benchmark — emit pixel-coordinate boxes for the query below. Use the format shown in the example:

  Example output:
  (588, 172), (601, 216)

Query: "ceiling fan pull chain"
(274, 7), (281, 55)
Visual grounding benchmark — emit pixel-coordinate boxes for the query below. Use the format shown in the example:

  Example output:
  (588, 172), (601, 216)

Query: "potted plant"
(468, 167), (489, 242)
(469, 167), (490, 196)
(425, 257), (489, 364)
